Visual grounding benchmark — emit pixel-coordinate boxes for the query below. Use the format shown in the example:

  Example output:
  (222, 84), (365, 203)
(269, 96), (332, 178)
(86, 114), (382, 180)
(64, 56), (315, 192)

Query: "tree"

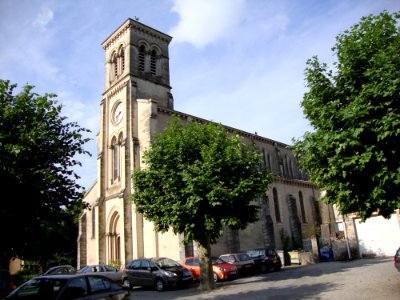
(0, 80), (91, 269)
(132, 117), (272, 290)
(292, 11), (400, 220)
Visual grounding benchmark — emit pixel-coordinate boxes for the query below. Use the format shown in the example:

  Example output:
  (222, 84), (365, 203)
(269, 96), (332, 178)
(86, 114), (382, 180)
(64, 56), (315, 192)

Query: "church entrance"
(108, 211), (121, 265)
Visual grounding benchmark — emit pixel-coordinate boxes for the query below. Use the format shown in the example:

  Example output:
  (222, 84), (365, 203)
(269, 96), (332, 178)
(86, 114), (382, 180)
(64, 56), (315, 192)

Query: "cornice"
(157, 107), (288, 148)
(274, 176), (318, 189)
(104, 80), (129, 101)
(102, 19), (172, 50)
(102, 21), (131, 50)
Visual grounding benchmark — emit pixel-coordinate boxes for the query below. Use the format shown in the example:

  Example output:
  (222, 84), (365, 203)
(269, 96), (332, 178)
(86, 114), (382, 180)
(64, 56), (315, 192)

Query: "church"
(77, 19), (335, 268)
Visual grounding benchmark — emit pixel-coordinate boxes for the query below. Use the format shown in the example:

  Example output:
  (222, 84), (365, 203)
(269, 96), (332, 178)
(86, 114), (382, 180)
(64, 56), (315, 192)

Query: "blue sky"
(1, 0), (399, 189)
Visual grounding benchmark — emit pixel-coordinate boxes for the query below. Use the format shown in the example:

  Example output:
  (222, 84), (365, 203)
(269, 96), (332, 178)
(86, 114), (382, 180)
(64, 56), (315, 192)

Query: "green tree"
(0, 80), (91, 269)
(292, 11), (400, 220)
(132, 117), (272, 290)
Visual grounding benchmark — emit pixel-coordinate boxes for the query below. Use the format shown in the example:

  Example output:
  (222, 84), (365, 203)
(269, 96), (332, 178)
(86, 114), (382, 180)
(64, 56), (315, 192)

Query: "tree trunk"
(196, 235), (215, 290)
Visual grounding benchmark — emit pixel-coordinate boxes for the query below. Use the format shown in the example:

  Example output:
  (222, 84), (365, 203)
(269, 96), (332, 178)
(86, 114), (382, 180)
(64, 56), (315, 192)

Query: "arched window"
(299, 191), (306, 223)
(150, 49), (157, 75)
(267, 153), (272, 170)
(112, 137), (119, 181)
(111, 51), (118, 79)
(290, 160), (294, 178)
(91, 208), (96, 238)
(119, 47), (125, 73)
(262, 149), (267, 168)
(138, 45), (145, 72)
(273, 188), (281, 222)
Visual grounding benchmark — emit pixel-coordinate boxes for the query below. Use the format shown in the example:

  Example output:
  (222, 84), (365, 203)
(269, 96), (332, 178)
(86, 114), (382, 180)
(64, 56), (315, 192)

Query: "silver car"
(77, 265), (129, 287)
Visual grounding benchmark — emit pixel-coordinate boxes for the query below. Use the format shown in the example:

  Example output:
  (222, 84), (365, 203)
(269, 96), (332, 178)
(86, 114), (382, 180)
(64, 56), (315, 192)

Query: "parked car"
(0, 269), (15, 298)
(219, 253), (255, 275)
(41, 265), (76, 276)
(77, 264), (129, 287)
(123, 257), (193, 291)
(246, 248), (282, 273)
(5, 274), (129, 299)
(394, 247), (400, 272)
(181, 256), (238, 282)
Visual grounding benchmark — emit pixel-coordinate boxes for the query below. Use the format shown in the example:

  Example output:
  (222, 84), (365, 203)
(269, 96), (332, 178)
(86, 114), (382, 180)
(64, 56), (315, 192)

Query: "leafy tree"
(132, 117), (272, 290)
(0, 80), (91, 269)
(292, 11), (400, 220)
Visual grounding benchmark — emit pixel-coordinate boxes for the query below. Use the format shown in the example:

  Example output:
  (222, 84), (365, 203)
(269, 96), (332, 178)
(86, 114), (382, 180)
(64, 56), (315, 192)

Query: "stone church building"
(78, 19), (335, 268)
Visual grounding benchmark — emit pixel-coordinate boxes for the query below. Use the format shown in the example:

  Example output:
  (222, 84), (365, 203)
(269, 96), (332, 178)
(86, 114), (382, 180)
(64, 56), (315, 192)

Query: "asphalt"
(128, 257), (400, 299)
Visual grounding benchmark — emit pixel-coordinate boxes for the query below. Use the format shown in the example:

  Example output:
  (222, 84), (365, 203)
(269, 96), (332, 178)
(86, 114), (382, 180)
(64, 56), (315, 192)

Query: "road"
(128, 257), (400, 299)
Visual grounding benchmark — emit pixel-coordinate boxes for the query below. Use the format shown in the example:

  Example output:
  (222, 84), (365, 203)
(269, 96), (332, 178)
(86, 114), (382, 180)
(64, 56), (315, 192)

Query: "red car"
(394, 247), (400, 272)
(182, 256), (238, 282)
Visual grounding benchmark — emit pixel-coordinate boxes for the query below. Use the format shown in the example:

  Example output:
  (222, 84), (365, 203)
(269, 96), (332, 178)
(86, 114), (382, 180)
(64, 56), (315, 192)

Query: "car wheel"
(122, 278), (131, 289)
(273, 265), (282, 272)
(260, 264), (267, 273)
(155, 278), (165, 292)
(213, 272), (218, 283)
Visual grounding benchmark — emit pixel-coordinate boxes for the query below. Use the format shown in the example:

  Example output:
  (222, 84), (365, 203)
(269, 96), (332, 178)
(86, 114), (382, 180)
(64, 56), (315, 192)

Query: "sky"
(1, 0), (399, 190)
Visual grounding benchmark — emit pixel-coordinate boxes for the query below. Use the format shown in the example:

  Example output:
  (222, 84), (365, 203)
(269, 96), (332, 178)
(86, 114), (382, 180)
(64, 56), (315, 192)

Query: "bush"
(13, 268), (40, 286)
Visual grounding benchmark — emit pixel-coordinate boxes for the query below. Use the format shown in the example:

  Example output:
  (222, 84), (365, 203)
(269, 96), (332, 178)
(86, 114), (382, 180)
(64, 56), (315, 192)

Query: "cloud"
(32, 6), (54, 29)
(169, 0), (245, 48)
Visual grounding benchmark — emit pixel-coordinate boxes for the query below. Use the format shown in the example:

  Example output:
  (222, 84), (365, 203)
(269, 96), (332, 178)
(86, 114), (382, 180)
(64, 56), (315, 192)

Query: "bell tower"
(94, 19), (174, 265)
(102, 18), (174, 109)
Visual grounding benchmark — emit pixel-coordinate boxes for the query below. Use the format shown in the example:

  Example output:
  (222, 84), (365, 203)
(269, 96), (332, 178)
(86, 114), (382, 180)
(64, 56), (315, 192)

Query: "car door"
(102, 265), (121, 283)
(192, 258), (201, 278)
(125, 260), (141, 286)
(183, 258), (197, 279)
(84, 275), (127, 300)
(139, 260), (154, 287)
(59, 276), (89, 299)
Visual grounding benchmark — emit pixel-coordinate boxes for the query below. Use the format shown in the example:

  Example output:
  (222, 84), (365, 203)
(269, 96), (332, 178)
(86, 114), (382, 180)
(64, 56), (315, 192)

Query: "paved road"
(128, 257), (400, 299)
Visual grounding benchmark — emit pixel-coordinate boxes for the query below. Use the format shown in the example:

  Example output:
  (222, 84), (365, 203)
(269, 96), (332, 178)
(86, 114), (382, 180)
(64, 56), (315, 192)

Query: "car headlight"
(162, 270), (177, 277)
(217, 267), (226, 272)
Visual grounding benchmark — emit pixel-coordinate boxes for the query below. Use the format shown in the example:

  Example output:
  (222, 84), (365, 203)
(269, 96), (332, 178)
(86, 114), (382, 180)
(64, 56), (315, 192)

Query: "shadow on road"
(130, 258), (393, 299)
(131, 281), (337, 300)
(219, 257), (391, 285)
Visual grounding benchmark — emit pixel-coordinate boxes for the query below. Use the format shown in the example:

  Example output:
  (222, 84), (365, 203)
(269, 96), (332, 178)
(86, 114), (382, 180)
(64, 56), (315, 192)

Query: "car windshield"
(237, 253), (251, 261)
(247, 250), (264, 257)
(9, 277), (67, 299)
(212, 258), (225, 264)
(151, 258), (181, 268)
(104, 265), (117, 272)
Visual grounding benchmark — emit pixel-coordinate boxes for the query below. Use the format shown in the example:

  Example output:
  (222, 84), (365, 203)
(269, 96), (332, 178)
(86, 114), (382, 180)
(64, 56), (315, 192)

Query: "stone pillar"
(260, 196), (275, 248)
(287, 194), (302, 249)
(225, 227), (240, 253)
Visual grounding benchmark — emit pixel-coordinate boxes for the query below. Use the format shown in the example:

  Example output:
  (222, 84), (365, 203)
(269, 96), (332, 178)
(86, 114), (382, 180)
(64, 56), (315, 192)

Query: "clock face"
(113, 102), (123, 124)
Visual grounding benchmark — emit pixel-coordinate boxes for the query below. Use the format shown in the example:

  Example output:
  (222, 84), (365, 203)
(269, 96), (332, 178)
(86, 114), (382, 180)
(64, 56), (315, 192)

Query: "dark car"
(246, 248), (282, 273)
(0, 269), (15, 298)
(77, 264), (129, 287)
(123, 257), (193, 291)
(41, 265), (76, 276)
(394, 247), (400, 272)
(5, 274), (129, 299)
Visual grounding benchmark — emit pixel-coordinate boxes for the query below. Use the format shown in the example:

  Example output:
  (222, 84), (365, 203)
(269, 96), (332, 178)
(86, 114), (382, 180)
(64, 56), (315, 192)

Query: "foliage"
(292, 11), (400, 220)
(132, 117), (272, 289)
(0, 80), (91, 268)
(12, 268), (41, 286)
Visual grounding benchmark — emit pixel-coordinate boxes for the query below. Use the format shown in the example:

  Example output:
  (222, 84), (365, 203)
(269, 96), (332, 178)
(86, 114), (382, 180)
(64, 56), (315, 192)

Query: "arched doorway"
(107, 211), (121, 265)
